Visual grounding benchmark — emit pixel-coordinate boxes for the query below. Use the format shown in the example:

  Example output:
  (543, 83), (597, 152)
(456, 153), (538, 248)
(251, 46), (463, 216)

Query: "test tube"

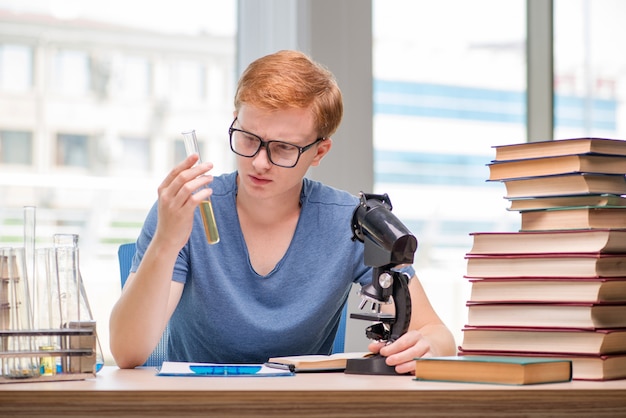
(182, 130), (220, 245)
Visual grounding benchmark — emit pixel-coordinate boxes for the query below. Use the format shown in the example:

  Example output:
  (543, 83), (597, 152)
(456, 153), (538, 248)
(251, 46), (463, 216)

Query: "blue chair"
(334, 303), (347, 354)
(117, 242), (347, 366)
(118, 242), (169, 367)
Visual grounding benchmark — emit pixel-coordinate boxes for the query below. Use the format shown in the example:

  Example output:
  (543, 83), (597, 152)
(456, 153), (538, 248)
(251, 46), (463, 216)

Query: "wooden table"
(1, 366), (625, 417)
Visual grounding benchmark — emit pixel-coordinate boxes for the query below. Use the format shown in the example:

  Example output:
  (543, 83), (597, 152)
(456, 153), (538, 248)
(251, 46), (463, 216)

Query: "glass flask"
(52, 234), (104, 373)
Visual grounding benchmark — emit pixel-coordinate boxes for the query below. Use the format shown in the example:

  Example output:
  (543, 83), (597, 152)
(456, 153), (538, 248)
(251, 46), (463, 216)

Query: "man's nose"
(252, 144), (272, 169)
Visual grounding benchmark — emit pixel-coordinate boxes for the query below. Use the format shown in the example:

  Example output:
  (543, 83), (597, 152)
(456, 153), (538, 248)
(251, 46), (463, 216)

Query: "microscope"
(345, 192), (418, 375)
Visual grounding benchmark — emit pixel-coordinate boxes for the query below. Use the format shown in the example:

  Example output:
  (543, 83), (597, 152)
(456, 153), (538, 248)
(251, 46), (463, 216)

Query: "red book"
(460, 326), (626, 356)
(466, 277), (626, 303)
(502, 173), (626, 199)
(465, 302), (626, 329)
(492, 138), (626, 162)
(465, 253), (626, 278)
(488, 153), (626, 181)
(520, 207), (626, 231)
(468, 229), (626, 255)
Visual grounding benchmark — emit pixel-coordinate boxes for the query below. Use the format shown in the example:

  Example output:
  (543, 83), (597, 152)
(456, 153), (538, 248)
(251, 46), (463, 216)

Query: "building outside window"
(0, 1), (237, 364)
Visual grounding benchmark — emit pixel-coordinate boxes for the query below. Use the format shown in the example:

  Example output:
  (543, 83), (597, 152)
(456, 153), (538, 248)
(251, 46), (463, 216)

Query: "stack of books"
(459, 137), (626, 381)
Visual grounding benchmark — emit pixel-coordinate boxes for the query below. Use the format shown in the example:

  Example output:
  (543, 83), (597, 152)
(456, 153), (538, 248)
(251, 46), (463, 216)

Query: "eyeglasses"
(229, 118), (325, 168)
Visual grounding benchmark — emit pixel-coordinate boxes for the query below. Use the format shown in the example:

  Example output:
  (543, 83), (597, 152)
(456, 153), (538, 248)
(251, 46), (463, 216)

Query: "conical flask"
(52, 234), (104, 373)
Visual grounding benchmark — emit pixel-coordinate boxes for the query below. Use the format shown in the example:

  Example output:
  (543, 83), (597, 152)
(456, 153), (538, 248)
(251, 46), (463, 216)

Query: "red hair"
(234, 50), (343, 138)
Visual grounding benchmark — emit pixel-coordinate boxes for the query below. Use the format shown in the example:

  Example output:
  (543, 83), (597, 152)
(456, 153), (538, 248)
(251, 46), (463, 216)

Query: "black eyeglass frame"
(228, 118), (325, 168)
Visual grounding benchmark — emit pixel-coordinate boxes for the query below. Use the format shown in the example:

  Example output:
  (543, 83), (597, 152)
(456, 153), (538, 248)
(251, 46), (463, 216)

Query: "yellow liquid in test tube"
(200, 200), (219, 244)
(182, 130), (220, 244)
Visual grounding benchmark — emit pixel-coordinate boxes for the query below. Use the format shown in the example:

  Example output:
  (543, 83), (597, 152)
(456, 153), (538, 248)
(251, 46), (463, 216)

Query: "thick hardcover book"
(493, 138), (626, 162)
(265, 352), (372, 372)
(488, 154), (626, 181)
(468, 229), (626, 255)
(460, 326), (626, 355)
(465, 253), (626, 278)
(507, 194), (626, 212)
(456, 351), (626, 381)
(413, 355), (572, 385)
(520, 207), (626, 231)
(466, 302), (626, 328)
(501, 173), (626, 199)
(467, 278), (626, 303)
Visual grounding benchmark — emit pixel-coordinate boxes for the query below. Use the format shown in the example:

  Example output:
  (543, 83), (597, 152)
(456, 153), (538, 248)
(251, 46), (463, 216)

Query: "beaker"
(182, 130), (220, 244)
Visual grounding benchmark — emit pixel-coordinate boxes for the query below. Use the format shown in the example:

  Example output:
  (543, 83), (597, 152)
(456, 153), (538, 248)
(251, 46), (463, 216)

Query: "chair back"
(118, 242), (169, 367)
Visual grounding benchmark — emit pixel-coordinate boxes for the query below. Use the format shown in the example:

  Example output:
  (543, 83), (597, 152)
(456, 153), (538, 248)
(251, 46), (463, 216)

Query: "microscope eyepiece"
(351, 192), (417, 267)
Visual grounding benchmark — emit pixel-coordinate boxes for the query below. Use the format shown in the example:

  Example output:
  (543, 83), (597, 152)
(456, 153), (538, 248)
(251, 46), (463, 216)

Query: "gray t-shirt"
(133, 172), (414, 363)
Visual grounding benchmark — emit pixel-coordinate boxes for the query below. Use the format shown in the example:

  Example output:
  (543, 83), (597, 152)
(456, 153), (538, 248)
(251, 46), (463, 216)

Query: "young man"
(109, 50), (455, 373)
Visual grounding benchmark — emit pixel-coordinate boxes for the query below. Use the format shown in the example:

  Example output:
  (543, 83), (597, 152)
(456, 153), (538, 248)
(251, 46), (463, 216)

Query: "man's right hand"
(153, 154), (214, 251)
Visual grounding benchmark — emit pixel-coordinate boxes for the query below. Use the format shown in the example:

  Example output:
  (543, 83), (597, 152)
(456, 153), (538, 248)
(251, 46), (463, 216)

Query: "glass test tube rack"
(0, 207), (100, 383)
(0, 322), (97, 383)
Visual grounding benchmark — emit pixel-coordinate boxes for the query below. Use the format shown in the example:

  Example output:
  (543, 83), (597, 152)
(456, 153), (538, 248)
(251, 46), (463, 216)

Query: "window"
(113, 55), (152, 100)
(0, 130), (32, 165)
(373, 0), (626, 342)
(56, 133), (90, 168)
(554, 0), (625, 139)
(171, 60), (206, 103)
(0, 44), (33, 92)
(373, 0), (526, 338)
(0, 1), (236, 366)
(118, 136), (151, 172)
(53, 50), (90, 96)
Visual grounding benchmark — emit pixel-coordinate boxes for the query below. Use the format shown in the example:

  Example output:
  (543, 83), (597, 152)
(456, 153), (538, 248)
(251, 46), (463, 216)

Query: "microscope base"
(344, 355), (403, 376)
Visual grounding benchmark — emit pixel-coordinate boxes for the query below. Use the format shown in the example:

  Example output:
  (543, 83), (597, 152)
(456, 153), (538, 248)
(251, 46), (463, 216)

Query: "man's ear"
(310, 138), (333, 167)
